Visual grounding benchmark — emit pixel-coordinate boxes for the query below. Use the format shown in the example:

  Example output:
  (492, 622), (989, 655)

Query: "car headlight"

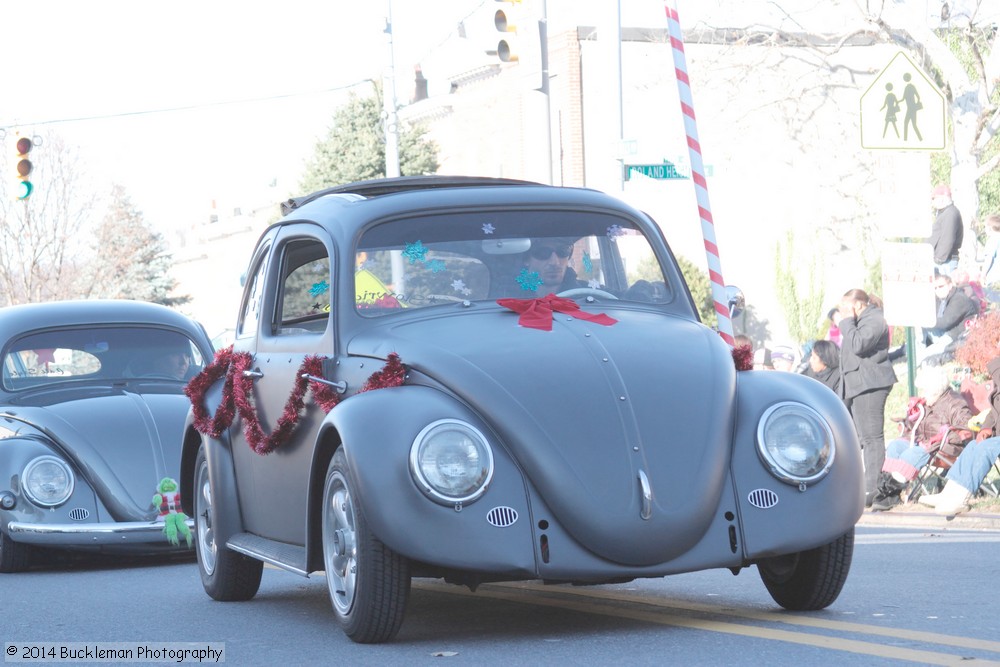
(410, 419), (494, 506)
(756, 402), (835, 486)
(21, 455), (75, 507)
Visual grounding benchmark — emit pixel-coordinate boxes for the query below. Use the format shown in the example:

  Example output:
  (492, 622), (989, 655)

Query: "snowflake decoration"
(482, 223), (495, 235)
(402, 241), (428, 264)
(588, 279), (602, 289)
(427, 259), (447, 273)
(309, 280), (330, 296)
(516, 268), (543, 292)
(582, 252), (593, 274)
(607, 224), (625, 242)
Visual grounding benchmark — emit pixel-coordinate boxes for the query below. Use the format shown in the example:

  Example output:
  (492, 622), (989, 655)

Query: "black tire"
(322, 448), (410, 643)
(194, 444), (263, 601)
(0, 529), (31, 573)
(757, 528), (854, 611)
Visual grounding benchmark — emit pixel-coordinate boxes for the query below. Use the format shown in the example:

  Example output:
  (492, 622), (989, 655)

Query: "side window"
(276, 239), (331, 335)
(237, 249), (269, 339)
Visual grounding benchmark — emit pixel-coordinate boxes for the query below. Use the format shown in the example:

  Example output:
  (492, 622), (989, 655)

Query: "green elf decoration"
(153, 477), (192, 547)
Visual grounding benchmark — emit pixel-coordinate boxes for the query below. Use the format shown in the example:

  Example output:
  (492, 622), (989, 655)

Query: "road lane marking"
(413, 580), (1000, 666)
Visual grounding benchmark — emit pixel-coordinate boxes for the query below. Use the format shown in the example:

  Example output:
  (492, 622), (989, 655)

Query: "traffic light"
(15, 136), (33, 200)
(490, 0), (544, 89)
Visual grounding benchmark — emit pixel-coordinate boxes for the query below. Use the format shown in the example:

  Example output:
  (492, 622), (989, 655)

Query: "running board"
(226, 532), (309, 577)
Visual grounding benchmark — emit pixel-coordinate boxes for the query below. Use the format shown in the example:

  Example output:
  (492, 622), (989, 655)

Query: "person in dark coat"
(834, 289), (898, 507)
(929, 184), (963, 276)
(918, 273), (979, 365)
(803, 339), (841, 395)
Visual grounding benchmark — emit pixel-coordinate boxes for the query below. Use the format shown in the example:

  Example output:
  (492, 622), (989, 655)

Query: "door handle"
(242, 369), (264, 379)
(301, 373), (347, 394)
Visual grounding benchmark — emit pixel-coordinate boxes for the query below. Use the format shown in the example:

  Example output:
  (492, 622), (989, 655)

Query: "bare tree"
(0, 134), (97, 305)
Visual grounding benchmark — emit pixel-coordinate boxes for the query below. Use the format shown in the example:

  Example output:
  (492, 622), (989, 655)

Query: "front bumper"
(7, 519), (195, 546)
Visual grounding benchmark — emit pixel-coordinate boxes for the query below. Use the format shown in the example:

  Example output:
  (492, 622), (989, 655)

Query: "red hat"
(932, 185), (951, 197)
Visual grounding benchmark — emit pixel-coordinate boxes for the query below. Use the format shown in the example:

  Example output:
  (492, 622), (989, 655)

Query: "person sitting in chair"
(870, 366), (974, 511)
(919, 352), (1000, 515)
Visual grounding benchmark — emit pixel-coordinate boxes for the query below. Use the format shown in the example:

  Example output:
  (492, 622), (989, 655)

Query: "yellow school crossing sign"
(860, 51), (946, 150)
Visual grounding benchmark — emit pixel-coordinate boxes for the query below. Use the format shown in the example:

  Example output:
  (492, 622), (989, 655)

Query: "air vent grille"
(486, 506), (518, 527)
(747, 488), (779, 509)
(68, 507), (90, 521)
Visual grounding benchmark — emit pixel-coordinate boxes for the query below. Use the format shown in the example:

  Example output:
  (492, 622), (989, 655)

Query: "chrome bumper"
(7, 519), (195, 546)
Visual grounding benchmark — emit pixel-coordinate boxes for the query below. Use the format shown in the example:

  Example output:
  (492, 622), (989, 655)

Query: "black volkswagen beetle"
(180, 176), (863, 643)
(0, 300), (213, 571)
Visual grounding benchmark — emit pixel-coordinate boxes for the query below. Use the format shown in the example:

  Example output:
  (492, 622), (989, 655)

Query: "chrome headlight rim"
(21, 455), (76, 508)
(409, 419), (495, 506)
(756, 401), (836, 486)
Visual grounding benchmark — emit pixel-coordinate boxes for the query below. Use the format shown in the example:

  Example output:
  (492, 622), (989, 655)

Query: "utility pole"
(383, 0), (401, 178)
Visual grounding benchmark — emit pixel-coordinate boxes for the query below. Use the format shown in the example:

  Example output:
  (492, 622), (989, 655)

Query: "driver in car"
(147, 346), (192, 380)
(526, 239), (587, 294)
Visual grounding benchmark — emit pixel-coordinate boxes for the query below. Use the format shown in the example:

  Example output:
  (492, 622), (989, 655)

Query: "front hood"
(3, 388), (189, 521)
(350, 305), (736, 566)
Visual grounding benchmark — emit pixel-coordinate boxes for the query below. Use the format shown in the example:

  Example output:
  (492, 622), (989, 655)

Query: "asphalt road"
(4, 524), (1000, 666)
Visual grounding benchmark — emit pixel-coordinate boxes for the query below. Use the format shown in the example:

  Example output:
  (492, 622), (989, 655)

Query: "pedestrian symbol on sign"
(861, 52), (945, 151)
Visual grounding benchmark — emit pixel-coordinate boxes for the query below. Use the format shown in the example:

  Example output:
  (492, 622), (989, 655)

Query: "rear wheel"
(322, 448), (410, 643)
(757, 529), (854, 610)
(194, 445), (262, 600)
(0, 529), (31, 573)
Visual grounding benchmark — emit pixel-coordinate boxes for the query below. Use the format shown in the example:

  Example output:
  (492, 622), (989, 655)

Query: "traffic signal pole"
(383, 0), (401, 179)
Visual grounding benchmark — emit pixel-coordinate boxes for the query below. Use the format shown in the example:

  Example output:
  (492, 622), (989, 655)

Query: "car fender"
(320, 384), (538, 576)
(180, 392), (244, 547)
(729, 371), (864, 559)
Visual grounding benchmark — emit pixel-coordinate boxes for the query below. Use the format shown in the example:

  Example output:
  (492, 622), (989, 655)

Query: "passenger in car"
(146, 346), (192, 380)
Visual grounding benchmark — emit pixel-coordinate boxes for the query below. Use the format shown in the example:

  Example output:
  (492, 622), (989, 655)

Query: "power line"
(0, 80), (373, 131)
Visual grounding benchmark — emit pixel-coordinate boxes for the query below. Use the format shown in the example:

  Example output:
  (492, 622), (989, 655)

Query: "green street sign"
(624, 161), (688, 181)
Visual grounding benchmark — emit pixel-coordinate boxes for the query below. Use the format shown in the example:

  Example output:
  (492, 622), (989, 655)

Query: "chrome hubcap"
(323, 472), (358, 616)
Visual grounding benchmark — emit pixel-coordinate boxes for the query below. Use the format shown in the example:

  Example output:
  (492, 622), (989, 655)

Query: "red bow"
(496, 294), (618, 331)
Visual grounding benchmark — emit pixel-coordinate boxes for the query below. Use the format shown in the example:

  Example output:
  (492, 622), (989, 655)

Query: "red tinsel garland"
(185, 347), (405, 455)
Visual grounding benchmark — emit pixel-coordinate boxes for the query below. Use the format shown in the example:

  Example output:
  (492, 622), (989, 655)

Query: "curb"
(857, 509), (1000, 531)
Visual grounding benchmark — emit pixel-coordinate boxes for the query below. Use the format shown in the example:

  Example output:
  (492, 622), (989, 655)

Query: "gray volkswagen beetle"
(0, 300), (213, 572)
(180, 176), (863, 643)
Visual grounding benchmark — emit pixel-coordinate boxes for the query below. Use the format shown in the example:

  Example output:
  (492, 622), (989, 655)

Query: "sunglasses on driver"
(529, 245), (572, 260)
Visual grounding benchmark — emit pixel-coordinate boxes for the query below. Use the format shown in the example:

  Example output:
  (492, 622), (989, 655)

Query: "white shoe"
(929, 480), (973, 515)
(918, 491), (943, 508)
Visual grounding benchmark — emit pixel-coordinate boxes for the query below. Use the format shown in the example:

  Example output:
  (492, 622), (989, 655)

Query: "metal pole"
(540, 0), (553, 185)
(383, 0), (401, 178)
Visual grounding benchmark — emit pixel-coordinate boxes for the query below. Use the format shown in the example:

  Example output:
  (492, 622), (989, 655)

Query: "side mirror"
(726, 285), (745, 318)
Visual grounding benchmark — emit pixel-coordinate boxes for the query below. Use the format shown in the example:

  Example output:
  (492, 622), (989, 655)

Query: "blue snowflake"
(402, 241), (428, 264)
(482, 223), (496, 235)
(607, 224), (625, 241)
(309, 280), (329, 296)
(427, 259), (447, 273)
(516, 268), (543, 291)
(582, 252), (593, 274)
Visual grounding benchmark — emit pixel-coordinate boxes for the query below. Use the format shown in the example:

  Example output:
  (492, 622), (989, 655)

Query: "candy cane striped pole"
(665, 1), (735, 346)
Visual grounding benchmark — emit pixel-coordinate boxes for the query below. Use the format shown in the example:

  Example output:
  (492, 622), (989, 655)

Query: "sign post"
(881, 242), (936, 397)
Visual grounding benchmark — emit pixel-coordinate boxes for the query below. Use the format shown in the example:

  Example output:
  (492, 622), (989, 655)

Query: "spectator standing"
(825, 307), (843, 347)
(929, 185), (963, 276)
(980, 213), (1000, 301)
(835, 289), (898, 507)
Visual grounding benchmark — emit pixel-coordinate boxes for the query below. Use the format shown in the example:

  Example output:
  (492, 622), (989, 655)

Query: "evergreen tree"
(87, 184), (189, 307)
(299, 84), (438, 192)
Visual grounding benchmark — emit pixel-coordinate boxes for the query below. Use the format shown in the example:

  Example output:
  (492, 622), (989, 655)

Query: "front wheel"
(0, 530), (31, 573)
(323, 448), (410, 643)
(194, 444), (262, 601)
(757, 529), (854, 610)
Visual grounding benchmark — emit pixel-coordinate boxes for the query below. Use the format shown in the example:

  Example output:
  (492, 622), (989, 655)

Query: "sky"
(4, 0), (990, 240)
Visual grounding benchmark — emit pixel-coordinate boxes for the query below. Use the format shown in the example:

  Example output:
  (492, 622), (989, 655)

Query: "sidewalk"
(856, 502), (1000, 530)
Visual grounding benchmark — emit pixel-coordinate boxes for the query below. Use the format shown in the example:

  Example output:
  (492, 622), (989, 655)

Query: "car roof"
(280, 175), (546, 216)
(0, 300), (210, 346)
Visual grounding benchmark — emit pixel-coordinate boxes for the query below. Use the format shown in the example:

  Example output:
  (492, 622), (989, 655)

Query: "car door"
(234, 228), (337, 544)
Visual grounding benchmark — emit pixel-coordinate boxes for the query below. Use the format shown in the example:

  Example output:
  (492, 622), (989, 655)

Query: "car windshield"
(2, 326), (206, 392)
(355, 209), (671, 316)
